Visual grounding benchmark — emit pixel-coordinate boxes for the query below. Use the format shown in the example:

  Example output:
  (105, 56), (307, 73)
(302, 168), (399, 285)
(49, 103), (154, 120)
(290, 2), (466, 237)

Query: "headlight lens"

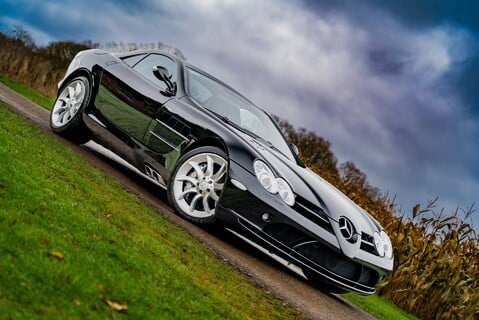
(277, 178), (295, 206)
(374, 230), (393, 259)
(374, 232), (384, 257)
(381, 231), (393, 259)
(253, 160), (295, 206)
(253, 160), (278, 193)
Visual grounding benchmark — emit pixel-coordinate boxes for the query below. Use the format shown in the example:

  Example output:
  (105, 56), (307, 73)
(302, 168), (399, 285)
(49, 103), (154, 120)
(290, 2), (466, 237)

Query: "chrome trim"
(225, 228), (308, 279)
(87, 113), (107, 128)
(292, 240), (319, 250)
(149, 130), (180, 151)
(155, 118), (189, 141)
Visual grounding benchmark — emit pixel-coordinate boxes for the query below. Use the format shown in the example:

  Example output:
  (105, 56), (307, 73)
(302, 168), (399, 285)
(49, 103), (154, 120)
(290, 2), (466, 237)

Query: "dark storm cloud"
(1, 0), (477, 223)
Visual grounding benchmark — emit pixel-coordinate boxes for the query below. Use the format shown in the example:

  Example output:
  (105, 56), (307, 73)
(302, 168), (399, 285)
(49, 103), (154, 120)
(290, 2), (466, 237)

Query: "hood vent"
(293, 197), (334, 234)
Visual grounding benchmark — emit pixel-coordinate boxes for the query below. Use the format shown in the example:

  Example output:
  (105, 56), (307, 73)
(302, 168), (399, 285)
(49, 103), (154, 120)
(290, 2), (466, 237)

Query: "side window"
(133, 54), (177, 91)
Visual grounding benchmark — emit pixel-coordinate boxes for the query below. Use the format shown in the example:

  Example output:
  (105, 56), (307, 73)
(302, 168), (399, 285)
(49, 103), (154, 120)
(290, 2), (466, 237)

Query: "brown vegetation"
(279, 119), (478, 320)
(0, 28), (91, 96)
(1, 30), (478, 319)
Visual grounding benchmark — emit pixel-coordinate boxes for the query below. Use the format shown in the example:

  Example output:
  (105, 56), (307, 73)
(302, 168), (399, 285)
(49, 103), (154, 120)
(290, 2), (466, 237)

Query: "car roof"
(113, 49), (257, 108)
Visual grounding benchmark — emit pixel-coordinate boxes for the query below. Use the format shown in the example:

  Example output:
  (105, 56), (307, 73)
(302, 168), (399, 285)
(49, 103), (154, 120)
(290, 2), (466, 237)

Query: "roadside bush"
(0, 30), (91, 96)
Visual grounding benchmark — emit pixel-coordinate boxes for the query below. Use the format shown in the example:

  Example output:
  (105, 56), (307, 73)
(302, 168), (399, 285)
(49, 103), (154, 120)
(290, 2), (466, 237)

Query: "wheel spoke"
(210, 191), (219, 201)
(178, 187), (197, 200)
(62, 111), (70, 124)
(74, 82), (83, 100)
(205, 155), (214, 177)
(203, 196), (211, 215)
(68, 85), (75, 99)
(189, 161), (205, 179)
(176, 175), (198, 185)
(58, 96), (68, 105)
(189, 194), (202, 213)
(69, 106), (77, 118)
(53, 106), (66, 115)
(213, 182), (224, 190)
(212, 163), (226, 181)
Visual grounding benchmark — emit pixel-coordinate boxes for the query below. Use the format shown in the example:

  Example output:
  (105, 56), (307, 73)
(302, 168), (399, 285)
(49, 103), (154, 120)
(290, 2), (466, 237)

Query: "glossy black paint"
(55, 49), (393, 295)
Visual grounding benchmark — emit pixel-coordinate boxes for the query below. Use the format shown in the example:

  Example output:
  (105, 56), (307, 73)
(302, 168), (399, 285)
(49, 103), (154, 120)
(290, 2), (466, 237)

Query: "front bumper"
(215, 160), (388, 295)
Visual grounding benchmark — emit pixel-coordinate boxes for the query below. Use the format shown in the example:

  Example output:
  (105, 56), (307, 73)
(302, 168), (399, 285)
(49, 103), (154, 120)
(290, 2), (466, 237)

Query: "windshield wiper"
(211, 112), (258, 139)
(210, 111), (287, 156)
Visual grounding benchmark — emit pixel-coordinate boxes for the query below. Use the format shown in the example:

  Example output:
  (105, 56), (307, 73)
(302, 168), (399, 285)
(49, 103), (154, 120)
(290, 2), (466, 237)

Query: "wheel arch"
(58, 68), (93, 93)
(183, 136), (229, 159)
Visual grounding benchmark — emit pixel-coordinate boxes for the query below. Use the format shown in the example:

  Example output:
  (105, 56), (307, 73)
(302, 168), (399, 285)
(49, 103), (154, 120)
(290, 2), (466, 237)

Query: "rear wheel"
(50, 76), (91, 144)
(168, 146), (228, 224)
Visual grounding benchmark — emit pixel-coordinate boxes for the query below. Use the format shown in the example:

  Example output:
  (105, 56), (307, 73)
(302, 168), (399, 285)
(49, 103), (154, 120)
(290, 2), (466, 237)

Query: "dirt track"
(0, 82), (376, 320)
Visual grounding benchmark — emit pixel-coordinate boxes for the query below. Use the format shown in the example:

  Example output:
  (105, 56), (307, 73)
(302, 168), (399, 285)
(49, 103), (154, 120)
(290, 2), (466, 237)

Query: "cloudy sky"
(1, 0), (478, 225)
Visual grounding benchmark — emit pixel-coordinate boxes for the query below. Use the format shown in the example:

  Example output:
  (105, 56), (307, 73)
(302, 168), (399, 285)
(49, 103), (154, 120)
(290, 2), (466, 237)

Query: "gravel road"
(0, 82), (376, 320)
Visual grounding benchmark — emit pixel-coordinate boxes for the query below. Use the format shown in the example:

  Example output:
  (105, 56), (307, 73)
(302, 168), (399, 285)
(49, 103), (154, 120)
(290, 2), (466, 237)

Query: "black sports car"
(50, 49), (393, 295)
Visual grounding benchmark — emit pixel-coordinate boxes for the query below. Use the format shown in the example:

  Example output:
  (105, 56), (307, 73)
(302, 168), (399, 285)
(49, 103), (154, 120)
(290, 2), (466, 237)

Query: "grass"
(343, 293), (418, 320)
(0, 73), (54, 110)
(0, 73), (419, 320)
(0, 102), (304, 319)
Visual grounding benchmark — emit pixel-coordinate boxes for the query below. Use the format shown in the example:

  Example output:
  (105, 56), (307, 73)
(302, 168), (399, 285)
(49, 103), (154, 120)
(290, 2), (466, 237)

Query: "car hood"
(250, 138), (378, 224)
(244, 137), (391, 265)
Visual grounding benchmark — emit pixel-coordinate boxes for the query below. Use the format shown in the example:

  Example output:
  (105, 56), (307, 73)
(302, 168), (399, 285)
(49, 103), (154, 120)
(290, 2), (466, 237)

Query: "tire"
(50, 76), (92, 144)
(168, 146), (228, 224)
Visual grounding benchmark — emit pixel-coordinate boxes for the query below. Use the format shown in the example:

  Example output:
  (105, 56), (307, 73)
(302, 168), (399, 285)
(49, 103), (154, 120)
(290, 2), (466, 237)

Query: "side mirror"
(153, 66), (177, 96)
(290, 144), (299, 156)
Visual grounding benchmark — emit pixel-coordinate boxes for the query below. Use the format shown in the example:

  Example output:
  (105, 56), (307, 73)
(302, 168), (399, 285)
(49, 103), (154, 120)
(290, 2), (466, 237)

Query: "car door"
(94, 54), (170, 145)
(133, 54), (192, 175)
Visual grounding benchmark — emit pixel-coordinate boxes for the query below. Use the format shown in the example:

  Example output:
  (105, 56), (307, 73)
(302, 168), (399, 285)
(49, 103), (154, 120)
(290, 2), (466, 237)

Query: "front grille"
(360, 232), (378, 256)
(294, 241), (379, 288)
(293, 197), (334, 233)
(263, 223), (312, 248)
(261, 223), (380, 289)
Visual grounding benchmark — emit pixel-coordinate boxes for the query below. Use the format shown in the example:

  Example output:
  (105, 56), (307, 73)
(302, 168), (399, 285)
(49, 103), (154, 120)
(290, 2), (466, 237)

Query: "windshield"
(186, 67), (294, 161)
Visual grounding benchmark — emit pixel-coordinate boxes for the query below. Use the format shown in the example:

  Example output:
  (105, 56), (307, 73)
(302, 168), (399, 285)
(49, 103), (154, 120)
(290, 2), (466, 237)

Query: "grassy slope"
(0, 75), (417, 320)
(0, 102), (305, 319)
(0, 74), (54, 110)
(344, 293), (418, 320)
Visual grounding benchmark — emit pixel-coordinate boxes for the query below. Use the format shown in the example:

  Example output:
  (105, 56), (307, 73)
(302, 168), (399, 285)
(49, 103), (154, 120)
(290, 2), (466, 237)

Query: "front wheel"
(50, 76), (91, 144)
(168, 146), (228, 224)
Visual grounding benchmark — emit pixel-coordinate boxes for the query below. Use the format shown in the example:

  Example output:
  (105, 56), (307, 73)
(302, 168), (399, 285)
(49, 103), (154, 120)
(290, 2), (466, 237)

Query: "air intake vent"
(293, 197), (334, 233)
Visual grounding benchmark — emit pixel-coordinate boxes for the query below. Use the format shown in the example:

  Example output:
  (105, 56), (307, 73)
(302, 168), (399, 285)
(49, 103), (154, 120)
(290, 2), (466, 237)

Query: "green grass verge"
(0, 102), (304, 319)
(0, 74), (418, 320)
(0, 74), (54, 110)
(343, 293), (418, 320)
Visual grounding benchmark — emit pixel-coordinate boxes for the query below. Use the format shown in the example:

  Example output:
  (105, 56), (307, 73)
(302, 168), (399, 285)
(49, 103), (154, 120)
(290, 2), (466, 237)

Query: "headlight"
(253, 160), (295, 206)
(381, 231), (393, 259)
(373, 232), (384, 257)
(253, 160), (278, 193)
(374, 231), (393, 259)
(277, 178), (295, 206)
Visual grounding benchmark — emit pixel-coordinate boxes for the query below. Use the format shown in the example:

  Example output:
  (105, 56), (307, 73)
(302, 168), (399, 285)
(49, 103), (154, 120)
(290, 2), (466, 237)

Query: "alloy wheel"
(172, 152), (227, 219)
(51, 79), (86, 128)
